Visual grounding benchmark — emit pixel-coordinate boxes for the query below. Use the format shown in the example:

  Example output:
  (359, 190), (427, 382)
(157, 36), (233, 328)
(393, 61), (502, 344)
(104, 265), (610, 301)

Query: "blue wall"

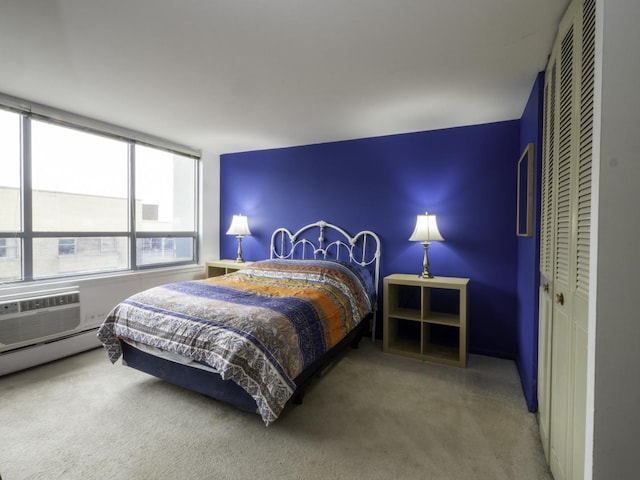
(220, 120), (521, 358)
(516, 72), (544, 412)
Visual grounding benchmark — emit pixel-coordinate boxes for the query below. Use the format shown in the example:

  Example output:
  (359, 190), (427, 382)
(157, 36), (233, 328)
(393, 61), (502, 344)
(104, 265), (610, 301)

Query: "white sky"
(0, 109), (171, 206)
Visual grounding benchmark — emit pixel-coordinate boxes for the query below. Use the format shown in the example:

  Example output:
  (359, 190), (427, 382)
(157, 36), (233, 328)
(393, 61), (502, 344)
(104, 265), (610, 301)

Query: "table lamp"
(409, 212), (444, 278)
(226, 214), (251, 263)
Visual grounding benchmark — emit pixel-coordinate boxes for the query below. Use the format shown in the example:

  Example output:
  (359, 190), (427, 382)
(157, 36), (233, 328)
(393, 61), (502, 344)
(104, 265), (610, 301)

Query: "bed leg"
(350, 328), (365, 349)
(293, 390), (305, 405)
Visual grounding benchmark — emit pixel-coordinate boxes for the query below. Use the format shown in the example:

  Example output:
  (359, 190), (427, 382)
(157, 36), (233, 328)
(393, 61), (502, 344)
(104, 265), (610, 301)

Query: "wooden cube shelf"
(205, 259), (253, 278)
(383, 274), (469, 367)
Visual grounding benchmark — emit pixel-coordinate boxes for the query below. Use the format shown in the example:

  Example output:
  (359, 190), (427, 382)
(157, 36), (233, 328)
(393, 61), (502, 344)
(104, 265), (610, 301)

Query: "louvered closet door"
(538, 1), (594, 479)
(548, 17), (576, 479)
(537, 57), (556, 463)
(570, 1), (595, 478)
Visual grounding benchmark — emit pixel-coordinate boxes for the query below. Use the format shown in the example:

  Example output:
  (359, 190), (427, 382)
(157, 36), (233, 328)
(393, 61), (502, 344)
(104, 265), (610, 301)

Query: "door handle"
(556, 292), (564, 305)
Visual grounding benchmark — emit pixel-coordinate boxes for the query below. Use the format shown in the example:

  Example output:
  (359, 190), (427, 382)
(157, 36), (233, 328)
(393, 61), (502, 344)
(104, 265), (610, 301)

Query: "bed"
(97, 220), (380, 425)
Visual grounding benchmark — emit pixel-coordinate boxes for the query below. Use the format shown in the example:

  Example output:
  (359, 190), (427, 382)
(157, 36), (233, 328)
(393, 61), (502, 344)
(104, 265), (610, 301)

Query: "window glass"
(136, 237), (193, 266)
(33, 236), (129, 278)
(135, 145), (196, 232)
(0, 109), (21, 231)
(57, 238), (76, 256)
(0, 104), (198, 284)
(0, 239), (17, 258)
(31, 121), (129, 232)
(0, 238), (21, 283)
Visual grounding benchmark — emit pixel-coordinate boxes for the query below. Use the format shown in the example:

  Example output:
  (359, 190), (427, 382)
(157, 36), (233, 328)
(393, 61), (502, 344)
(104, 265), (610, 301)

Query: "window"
(100, 237), (117, 253)
(0, 101), (199, 284)
(0, 109), (22, 283)
(57, 239), (76, 256)
(0, 238), (21, 283)
(142, 204), (159, 221)
(0, 239), (19, 259)
(31, 120), (129, 232)
(0, 109), (20, 234)
(135, 145), (196, 232)
(134, 144), (197, 266)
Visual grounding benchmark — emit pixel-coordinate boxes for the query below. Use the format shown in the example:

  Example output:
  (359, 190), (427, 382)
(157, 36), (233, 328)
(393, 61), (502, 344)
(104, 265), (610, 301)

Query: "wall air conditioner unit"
(0, 288), (82, 353)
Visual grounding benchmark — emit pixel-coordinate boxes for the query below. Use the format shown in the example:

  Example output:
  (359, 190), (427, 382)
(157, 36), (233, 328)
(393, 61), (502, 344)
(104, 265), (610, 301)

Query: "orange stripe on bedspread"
(203, 277), (352, 348)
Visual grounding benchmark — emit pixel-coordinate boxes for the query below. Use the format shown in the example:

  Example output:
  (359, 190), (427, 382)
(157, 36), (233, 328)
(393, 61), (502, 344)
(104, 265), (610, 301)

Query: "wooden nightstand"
(383, 274), (470, 367)
(205, 259), (253, 278)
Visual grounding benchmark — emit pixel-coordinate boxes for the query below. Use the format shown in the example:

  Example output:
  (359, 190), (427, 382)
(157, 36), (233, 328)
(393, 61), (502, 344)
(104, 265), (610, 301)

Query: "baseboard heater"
(0, 326), (99, 355)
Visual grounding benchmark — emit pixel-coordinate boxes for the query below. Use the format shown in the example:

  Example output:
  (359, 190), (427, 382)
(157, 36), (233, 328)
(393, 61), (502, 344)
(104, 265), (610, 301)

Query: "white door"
(549, 27), (575, 470)
(569, 0), (595, 476)
(537, 57), (557, 463)
(538, 1), (594, 479)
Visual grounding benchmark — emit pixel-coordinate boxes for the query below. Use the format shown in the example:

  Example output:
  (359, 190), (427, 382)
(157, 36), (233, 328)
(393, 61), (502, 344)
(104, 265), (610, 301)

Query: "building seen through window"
(0, 107), (199, 284)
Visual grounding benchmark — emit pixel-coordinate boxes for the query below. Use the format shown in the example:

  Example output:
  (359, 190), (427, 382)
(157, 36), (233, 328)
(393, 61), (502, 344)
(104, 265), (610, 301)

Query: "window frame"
(0, 97), (200, 284)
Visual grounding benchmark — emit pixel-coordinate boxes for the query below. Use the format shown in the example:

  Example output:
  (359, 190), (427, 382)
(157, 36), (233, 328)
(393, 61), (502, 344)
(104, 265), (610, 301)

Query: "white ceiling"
(0, 0), (569, 156)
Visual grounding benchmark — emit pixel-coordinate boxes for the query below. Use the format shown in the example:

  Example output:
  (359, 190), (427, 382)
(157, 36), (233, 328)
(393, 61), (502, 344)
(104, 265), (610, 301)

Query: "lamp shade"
(409, 212), (444, 242)
(226, 214), (251, 236)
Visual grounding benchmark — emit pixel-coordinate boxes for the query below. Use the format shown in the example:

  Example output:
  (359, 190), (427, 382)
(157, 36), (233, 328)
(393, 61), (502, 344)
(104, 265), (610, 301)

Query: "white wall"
(589, 0), (640, 477)
(200, 150), (221, 263)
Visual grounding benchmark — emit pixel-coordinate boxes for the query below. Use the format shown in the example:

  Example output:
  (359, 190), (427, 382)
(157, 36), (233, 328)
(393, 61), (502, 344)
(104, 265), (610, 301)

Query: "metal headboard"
(270, 220), (381, 341)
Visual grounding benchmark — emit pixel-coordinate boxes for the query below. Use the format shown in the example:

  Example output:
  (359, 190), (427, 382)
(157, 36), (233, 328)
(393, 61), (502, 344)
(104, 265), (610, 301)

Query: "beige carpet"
(0, 341), (551, 480)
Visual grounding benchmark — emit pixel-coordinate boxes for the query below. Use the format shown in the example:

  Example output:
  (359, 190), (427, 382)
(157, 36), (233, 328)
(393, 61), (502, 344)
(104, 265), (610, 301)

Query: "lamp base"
(418, 242), (434, 278)
(235, 235), (245, 263)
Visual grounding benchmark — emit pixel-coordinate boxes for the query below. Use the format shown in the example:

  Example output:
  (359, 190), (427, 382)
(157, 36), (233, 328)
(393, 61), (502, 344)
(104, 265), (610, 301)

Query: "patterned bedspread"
(97, 259), (374, 425)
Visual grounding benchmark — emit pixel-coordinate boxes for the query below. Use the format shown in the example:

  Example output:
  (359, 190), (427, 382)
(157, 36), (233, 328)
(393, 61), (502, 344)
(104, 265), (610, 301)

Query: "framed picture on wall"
(516, 143), (534, 237)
